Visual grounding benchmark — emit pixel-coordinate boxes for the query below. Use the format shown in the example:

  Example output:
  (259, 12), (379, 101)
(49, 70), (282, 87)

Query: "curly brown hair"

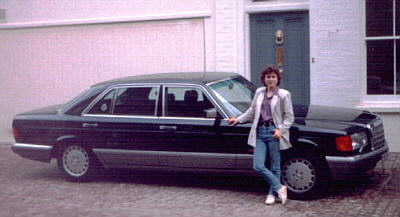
(260, 65), (281, 87)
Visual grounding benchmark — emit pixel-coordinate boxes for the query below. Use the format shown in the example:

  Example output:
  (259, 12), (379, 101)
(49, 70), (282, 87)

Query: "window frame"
(361, 0), (400, 110)
(82, 84), (161, 118)
(85, 89), (116, 115)
(161, 84), (228, 119)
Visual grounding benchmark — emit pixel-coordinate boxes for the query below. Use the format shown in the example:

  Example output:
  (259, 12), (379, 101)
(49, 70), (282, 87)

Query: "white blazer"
(237, 87), (294, 150)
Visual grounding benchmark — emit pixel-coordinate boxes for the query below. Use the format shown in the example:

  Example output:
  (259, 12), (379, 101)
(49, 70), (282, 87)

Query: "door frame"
(247, 10), (310, 105)
(240, 3), (310, 92)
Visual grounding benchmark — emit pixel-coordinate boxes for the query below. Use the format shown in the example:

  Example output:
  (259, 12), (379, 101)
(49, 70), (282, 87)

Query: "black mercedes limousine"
(12, 72), (389, 199)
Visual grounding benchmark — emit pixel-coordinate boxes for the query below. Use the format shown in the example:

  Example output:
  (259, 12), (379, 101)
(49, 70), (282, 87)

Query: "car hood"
(293, 105), (377, 132)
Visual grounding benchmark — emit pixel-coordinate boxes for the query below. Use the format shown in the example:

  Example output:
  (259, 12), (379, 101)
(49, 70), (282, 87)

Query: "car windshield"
(207, 76), (256, 116)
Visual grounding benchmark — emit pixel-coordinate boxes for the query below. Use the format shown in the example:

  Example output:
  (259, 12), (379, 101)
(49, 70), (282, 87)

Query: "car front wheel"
(281, 152), (330, 199)
(58, 145), (99, 181)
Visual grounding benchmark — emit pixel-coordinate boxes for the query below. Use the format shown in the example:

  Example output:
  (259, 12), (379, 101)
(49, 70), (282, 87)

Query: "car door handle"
(82, 123), (98, 128)
(159, 125), (177, 131)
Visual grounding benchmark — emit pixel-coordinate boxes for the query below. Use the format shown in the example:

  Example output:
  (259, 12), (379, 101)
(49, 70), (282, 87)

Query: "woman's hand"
(227, 117), (239, 126)
(273, 129), (283, 139)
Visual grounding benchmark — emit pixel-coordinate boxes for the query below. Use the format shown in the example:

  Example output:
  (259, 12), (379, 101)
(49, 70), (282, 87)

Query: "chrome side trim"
(92, 149), (159, 168)
(159, 151), (235, 169)
(12, 143), (53, 150)
(92, 149), (235, 169)
(11, 143), (53, 163)
(159, 116), (220, 121)
(82, 114), (221, 121)
(235, 154), (253, 170)
(82, 114), (159, 119)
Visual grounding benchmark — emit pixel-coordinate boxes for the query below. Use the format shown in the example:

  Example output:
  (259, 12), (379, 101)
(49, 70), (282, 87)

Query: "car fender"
(296, 138), (319, 149)
(52, 135), (79, 158)
(284, 137), (325, 160)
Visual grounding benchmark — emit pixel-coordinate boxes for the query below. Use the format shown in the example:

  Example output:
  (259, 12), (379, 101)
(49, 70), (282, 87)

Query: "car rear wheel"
(57, 145), (100, 182)
(282, 152), (330, 199)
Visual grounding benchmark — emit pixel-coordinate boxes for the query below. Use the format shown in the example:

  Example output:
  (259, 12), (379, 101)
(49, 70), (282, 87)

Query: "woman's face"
(264, 72), (278, 88)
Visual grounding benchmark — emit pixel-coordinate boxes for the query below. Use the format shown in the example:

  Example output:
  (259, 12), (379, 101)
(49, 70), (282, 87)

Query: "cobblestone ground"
(0, 145), (399, 217)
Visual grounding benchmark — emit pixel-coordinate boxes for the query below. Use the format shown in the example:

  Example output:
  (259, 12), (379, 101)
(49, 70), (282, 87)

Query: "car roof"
(92, 72), (240, 87)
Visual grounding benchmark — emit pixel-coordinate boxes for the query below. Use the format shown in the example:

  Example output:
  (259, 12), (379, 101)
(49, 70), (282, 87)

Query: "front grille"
(370, 118), (385, 150)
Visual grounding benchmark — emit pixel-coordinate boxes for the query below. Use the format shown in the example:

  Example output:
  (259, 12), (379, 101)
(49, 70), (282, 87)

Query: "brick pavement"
(0, 145), (399, 217)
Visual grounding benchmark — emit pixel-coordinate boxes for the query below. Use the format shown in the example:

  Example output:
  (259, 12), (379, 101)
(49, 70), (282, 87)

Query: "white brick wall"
(215, 0), (237, 72)
(310, 0), (362, 108)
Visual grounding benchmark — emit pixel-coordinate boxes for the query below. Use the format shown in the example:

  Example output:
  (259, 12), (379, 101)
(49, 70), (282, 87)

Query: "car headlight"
(350, 131), (369, 150)
(336, 131), (369, 151)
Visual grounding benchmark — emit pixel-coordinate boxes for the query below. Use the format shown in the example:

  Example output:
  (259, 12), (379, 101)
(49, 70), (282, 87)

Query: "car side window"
(113, 87), (158, 116)
(165, 87), (217, 118)
(87, 89), (116, 115)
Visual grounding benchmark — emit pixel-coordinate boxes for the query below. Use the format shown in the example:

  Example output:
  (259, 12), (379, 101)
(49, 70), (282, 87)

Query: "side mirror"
(205, 108), (219, 119)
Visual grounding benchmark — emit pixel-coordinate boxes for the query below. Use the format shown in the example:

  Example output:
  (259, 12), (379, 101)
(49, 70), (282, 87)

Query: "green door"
(250, 11), (310, 105)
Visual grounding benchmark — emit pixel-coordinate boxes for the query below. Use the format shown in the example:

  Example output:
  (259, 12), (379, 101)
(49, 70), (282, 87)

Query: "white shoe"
(265, 194), (275, 205)
(278, 186), (287, 205)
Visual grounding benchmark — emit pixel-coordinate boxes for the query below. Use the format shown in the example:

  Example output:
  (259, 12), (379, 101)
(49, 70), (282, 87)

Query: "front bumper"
(325, 141), (389, 181)
(11, 143), (53, 163)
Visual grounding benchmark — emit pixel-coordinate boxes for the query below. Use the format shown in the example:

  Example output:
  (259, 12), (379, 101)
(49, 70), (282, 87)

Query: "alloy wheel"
(282, 158), (316, 193)
(62, 146), (90, 177)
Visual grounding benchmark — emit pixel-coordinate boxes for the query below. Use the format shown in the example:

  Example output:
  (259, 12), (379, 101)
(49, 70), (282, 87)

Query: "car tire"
(57, 145), (100, 182)
(281, 151), (330, 199)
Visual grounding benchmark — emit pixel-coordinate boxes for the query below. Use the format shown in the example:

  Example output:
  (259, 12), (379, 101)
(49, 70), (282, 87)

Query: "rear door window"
(113, 87), (159, 116)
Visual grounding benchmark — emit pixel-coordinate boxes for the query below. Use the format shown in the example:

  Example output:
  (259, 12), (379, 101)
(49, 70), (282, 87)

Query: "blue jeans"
(253, 125), (282, 195)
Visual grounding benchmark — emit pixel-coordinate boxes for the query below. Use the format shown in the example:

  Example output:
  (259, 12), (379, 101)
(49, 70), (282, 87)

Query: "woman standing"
(227, 65), (294, 205)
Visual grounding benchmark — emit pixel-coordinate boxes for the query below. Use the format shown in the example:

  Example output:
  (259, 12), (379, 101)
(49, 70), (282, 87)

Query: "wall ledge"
(357, 101), (400, 113)
(0, 11), (212, 30)
(245, 2), (309, 14)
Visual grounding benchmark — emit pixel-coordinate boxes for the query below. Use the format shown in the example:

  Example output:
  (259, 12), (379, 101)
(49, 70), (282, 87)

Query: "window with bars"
(365, 0), (399, 95)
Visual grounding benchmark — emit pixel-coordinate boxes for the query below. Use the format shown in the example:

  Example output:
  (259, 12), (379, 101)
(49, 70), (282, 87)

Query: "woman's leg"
(266, 127), (282, 195)
(253, 127), (282, 193)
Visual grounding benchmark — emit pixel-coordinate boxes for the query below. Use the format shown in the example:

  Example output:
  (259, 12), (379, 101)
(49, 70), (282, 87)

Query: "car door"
(157, 84), (236, 169)
(82, 85), (162, 167)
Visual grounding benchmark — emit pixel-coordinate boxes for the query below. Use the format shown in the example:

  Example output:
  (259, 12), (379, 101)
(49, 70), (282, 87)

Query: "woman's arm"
(280, 92), (294, 132)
